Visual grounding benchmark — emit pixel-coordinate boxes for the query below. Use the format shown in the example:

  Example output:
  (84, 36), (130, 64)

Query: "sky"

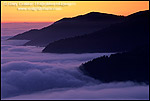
(1, 1), (149, 23)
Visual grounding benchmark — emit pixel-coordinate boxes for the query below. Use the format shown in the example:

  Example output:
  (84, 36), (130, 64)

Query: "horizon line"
(1, 22), (54, 23)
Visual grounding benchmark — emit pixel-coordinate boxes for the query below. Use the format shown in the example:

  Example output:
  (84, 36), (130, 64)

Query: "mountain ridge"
(79, 44), (149, 83)
(42, 10), (149, 53)
(8, 11), (124, 46)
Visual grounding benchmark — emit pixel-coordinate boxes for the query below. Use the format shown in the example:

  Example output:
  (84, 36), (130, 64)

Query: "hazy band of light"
(1, 1), (149, 23)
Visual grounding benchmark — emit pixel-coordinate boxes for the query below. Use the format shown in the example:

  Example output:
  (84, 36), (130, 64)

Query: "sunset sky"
(1, 1), (149, 23)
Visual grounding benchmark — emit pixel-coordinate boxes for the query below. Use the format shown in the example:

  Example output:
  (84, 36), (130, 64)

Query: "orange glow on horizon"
(1, 1), (149, 23)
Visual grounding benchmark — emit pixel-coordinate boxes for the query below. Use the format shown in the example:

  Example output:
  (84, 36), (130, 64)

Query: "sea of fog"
(1, 23), (149, 100)
(1, 22), (52, 36)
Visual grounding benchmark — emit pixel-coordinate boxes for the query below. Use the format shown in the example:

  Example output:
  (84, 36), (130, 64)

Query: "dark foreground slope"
(43, 10), (149, 53)
(79, 44), (149, 83)
(8, 12), (123, 46)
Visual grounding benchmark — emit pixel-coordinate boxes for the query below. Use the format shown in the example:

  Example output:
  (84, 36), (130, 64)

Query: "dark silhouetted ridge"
(42, 10), (149, 53)
(8, 12), (124, 46)
(79, 44), (149, 83)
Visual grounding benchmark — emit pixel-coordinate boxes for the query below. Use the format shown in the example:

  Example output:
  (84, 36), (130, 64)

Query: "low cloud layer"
(3, 82), (149, 100)
(1, 61), (98, 98)
(1, 39), (149, 100)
